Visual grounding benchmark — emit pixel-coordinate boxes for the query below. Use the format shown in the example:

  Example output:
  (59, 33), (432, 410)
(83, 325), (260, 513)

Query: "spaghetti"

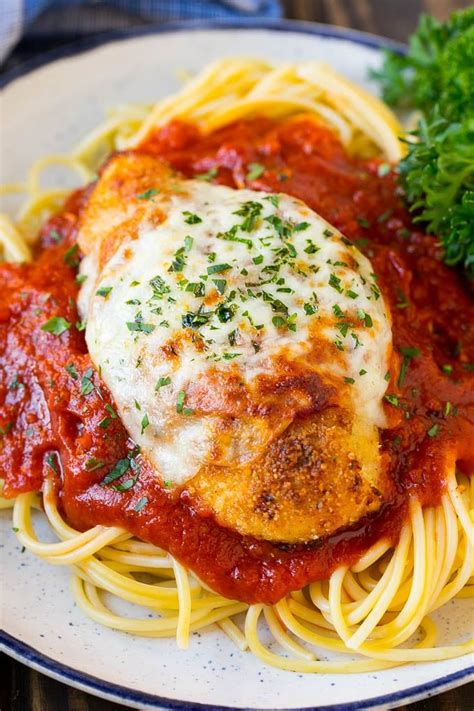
(1, 58), (473, 673)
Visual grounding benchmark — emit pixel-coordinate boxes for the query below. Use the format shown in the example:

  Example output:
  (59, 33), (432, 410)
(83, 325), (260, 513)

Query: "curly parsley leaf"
(371, 9), (474, 279)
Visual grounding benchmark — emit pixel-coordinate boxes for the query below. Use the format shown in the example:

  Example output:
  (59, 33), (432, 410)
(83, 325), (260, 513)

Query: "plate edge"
(1, 631), (473, 711)
(0, 18), (405, 90)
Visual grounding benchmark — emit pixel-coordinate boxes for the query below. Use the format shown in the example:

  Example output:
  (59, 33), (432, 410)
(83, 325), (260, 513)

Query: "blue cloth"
(1, 0), (282, 64)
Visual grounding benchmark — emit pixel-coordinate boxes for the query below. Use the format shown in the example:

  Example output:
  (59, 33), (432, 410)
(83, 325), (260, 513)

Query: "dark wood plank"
(282, 0), (473, 41)
(3, 1), (473, 709)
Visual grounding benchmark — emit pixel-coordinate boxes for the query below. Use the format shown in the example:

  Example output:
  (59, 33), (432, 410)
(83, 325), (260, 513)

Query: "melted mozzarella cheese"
(79, 179), (391, 486)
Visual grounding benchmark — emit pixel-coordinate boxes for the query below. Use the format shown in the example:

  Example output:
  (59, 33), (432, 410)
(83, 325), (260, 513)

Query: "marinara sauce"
(1, 118), (473, 604)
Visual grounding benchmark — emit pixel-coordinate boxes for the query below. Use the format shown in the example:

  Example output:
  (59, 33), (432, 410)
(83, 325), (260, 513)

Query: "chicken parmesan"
(1, 57), (472, 672)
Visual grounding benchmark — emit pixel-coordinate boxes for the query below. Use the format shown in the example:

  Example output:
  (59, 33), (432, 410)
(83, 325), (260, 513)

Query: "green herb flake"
(85, 457), (105, 472)
(140, 414), (150, 435)
(328, 273), (343, 293)
(246, 162), (265, 180)
(196, 167), (218, 181)
(182, 211), (202, 224)
(207, 263), (232, 275)
(377, 162), (391, 177)
(63, 244), (80, 268)
(126, 319), (155, 334)
(134, 496), (148, 512)
(137, 188), (159, 200)
(101, 458), (130, 486)
(80, 368), (95, 396)
(427, 423), (439, 438)
(41, 316), (71, 336)
(96, 286), (113, 298)
(264, 195), (280, 208)
(397, 346), (421, 387)
(212, 279), (227, 295)
(65, 363), (78, 380)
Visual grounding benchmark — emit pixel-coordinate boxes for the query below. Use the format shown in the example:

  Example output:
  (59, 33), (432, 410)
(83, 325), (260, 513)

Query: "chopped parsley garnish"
(184, 235), (193, 251)
(233, 201), (263, 232)
(182, 307), (213, 329)
(185, 282), (206, 297)
(395, 288), (410, 309)
(264, 195), (280, 208)
(137, 188), (159, 200)
(441, 364), (453, 374)
(398, 346), (420, 387)
(126, 317), (155, 334)
(357, 309), (373, 327)
(427, 423), (439, 438)
(85, 457), (105, 471)
(76, 274), (87, 284)
(304, 240), (319, 254)
(216, 303), (237, 323)
(169, 246), (187, 273)
(384, 394), (400, 407)
(41, 316), (71, 336)
(212, 279), (227, 295)
(377, 162), (391, 177)
(63, 244), (80, 268)
(346, 289), (358, 299)
(182, 211), (202, 224)
(217, 225), (253, 249)
(207, 263), (232, 275)
(65, 363), (78, 380)
(328, 273), (343, 293)
(96, 286), (113, 298)
(155, 376), (171, 390)
(50, 229), (62, 243)
(357, 217), (371, 229)
(344, 377), (355, 384)
(134, 496), (148, 512)
(176, 390), (193, 415)
(359, 369), (367, 376)
(246, 162), (265, 180)
(196, 167), (218, 181)
(149, 275), (171, 299)
(140, 414), (150, 435)
(80, 368), (95, 396)
(100, 458), (130, 486)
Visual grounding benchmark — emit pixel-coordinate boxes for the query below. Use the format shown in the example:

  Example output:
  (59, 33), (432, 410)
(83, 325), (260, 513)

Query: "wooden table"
(2, 1), (473, 708)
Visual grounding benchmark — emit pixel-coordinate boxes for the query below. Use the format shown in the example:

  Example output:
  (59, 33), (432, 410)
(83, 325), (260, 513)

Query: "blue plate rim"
(1, 18), (472, 711)
(0, 17), (405, 90)
(1, 630), (473, 711)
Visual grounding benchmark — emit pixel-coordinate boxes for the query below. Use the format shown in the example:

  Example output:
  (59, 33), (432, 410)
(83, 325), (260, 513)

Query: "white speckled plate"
(0, 20), (473, 711)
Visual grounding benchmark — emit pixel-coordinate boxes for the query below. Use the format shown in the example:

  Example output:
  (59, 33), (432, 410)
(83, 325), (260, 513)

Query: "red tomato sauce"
(1, 117), (473, 604)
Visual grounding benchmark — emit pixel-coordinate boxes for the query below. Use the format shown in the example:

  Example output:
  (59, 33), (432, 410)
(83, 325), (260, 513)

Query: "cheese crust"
(78, 153), (393, 542)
